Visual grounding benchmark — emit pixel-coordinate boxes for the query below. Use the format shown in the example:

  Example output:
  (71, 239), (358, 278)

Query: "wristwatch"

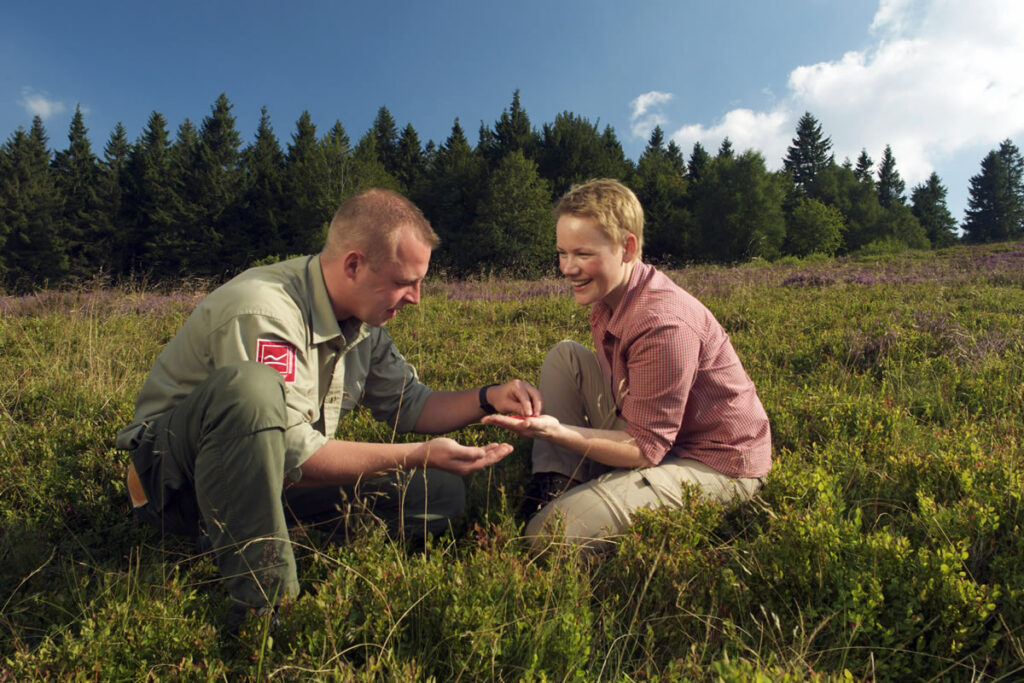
(479, 384), (499, 414)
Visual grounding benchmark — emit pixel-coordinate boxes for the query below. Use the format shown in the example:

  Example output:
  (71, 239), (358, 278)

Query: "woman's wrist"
(550, 422), (583, 450)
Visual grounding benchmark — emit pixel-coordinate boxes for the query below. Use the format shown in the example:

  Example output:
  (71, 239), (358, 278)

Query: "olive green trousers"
(130, 362), (464, 608)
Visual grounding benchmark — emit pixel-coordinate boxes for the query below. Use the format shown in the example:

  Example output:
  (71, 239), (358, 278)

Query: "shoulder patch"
(256, 338), (296, 383)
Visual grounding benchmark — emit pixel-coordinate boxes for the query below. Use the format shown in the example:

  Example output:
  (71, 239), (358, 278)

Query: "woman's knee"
(524, 503), (617, 555)
(524, 485), (618, 551)
(541, 340), (587, 376)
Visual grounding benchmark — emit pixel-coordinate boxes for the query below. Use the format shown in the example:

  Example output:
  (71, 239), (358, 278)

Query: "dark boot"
(225, 602), (280, 640)
(518, 472), (581, 521)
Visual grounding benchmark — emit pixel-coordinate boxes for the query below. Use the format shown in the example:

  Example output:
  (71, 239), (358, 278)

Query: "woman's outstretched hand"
(481, 413), (562, 442)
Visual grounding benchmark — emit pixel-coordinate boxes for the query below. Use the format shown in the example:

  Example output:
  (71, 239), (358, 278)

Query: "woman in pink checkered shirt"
(483, 178), (772, 552)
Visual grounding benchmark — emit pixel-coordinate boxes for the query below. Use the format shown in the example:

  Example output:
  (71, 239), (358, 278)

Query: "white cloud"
(667, 0), (1024, 193)
(629, 91), (673, 140)
(18, 87), (67, 120)
(672, 108), (790, 163)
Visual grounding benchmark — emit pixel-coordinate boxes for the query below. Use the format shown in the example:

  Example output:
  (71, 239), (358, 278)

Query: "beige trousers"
(526, 341), (763, 552)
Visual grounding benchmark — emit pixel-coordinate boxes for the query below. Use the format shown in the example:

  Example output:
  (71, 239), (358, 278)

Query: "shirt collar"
(590, 260), (651, 336)
(307, 255), (348, 345)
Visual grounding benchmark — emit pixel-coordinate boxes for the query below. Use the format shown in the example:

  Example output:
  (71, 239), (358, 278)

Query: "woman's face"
(556, 214), (636, 309)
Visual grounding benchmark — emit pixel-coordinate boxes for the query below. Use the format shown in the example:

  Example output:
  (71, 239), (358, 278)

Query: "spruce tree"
(481, 89), (539, 167)
(876, 145), (906, 208)
(666, 140), (686, 176)
(352, 131), (402, 194)
(634, 127), (691, 263)
(717, 137), (734, 158)
(854, 149), (874, 185)
(421, 139), (437, 170)
(645, 126), (666, 158)
(186, 94), (244, 274)
(52, 105), (103, 281)
(282, 111), (328, 254)
(160, 119), (203, 276)
(394, 123), (425, 192)
(414, 119), (486, 274)
(888, 203), (930, 250)
(0, 117), (66, 289)
(687, 142), (710, 182)
(96, 123), (130, 275)
(370, 106), (400, 176)
(123, 111), (176, 276)
(600, 126), (632, 177)
(783, 112), (833, 195)
(237, 107), (288, 264)
(321, 120), (355, 216)
(962, 150), (1016, 243)
(911, 172), (958, 247)
(476, 122), (495, 162)
(862, 146), (927, 249)
(996, 139), (1024, 238)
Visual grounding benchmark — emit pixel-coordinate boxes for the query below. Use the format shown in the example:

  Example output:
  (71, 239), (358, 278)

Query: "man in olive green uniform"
(117, 189), (540, 620)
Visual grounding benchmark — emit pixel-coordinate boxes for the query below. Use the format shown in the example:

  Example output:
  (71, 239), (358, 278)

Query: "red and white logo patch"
(256, 339), (296, 383)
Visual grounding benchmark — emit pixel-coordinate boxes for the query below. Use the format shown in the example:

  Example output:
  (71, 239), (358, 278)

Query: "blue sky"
(3, 0), (1023, 224)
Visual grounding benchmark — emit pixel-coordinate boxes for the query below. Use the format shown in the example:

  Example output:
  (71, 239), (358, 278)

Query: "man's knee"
(200, 362), (288, 431)
(185, 361), (289, 483)
(425, 470), (466, 521)
(383, 469), (466, 538)
(212, 361), (286, 408)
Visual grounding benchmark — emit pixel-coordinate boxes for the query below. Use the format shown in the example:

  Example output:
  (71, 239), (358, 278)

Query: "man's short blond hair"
(554, 179), (644, 253)
(322, 188), (439, 267)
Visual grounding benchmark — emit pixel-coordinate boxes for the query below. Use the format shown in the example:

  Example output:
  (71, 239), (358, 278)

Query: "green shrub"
(2, 243), (1023, 679)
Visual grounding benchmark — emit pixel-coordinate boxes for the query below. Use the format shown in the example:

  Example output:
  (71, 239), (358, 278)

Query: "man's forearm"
(295, 439), (426, 487)
(413, 388), (483, 433)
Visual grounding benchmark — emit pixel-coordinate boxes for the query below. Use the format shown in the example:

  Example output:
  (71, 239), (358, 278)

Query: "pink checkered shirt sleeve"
(592, 262), (771, 478)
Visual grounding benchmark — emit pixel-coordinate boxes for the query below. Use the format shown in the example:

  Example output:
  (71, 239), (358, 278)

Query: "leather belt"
(126, 462), (149, 508)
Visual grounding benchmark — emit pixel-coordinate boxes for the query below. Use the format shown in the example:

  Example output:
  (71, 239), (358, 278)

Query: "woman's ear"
(622, 233), (639, 263)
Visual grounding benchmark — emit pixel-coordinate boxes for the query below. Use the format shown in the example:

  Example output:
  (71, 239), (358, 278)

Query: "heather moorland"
(1, 243), (1022, 680)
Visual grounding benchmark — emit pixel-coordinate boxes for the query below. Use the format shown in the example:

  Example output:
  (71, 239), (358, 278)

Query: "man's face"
(351, 229), (431, 326)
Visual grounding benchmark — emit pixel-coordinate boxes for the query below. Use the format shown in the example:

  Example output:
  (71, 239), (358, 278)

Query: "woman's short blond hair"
(554, 179), (644, 253)
(323, 188), (439, 267)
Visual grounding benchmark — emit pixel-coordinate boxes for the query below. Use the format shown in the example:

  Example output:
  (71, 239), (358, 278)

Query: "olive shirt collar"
(305, 254), (368, 350)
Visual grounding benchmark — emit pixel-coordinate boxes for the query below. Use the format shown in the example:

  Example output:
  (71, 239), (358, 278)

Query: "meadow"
(1, 243), (1023, 681)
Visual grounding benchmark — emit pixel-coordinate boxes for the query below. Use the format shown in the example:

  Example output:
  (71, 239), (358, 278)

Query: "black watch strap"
(479, 384), (499, 414)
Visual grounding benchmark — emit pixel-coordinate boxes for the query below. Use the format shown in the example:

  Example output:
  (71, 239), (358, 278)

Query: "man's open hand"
(420, 437), (513, 476)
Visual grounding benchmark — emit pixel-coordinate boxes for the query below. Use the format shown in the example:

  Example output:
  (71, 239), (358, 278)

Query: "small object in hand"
(509, 414), (540, 419)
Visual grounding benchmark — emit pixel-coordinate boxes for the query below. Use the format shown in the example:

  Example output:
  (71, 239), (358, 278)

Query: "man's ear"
(342, 250), (363, 280)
